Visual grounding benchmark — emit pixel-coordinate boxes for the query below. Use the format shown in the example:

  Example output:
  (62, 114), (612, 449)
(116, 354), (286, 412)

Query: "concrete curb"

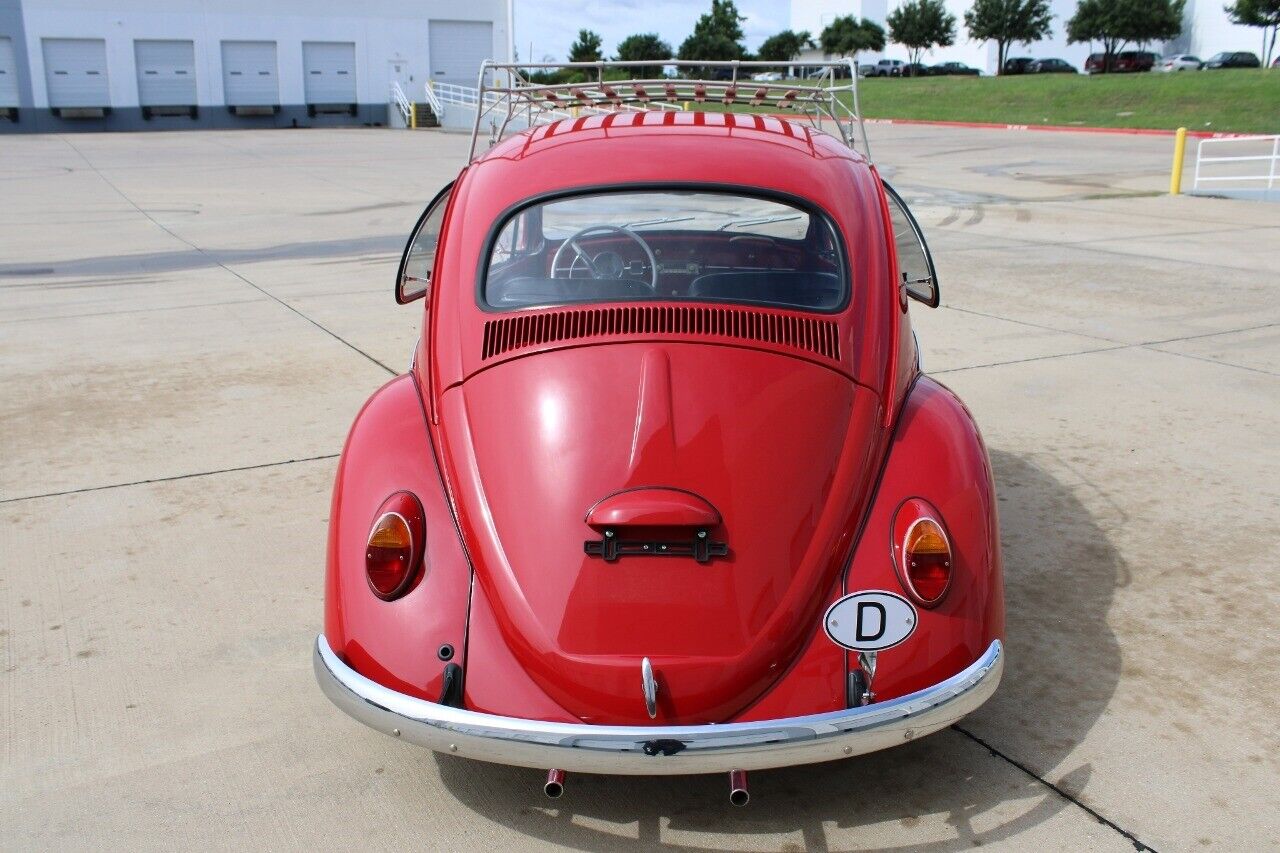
(857, 116), (1245, 138)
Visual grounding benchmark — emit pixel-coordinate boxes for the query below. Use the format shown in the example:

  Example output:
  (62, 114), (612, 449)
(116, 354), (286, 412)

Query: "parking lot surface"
(2, 124), (1278, 851)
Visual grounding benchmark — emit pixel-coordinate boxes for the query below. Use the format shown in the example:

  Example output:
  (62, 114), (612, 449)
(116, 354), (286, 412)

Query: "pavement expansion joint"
(0, 454), (341, 504)
(57, 137), (398, 379)
(952, 725), (1157, 852)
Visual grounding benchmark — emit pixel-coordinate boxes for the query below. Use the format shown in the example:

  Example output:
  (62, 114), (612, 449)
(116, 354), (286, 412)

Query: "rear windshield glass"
(482, 190), (846, 312)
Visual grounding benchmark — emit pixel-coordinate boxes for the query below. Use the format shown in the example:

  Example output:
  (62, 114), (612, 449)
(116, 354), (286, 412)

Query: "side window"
(396, 181), (453, 304)
(882, 181), (940, 308)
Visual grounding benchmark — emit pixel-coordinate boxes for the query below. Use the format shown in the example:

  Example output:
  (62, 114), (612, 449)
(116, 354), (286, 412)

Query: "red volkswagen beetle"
(315, 62), (1004, 805)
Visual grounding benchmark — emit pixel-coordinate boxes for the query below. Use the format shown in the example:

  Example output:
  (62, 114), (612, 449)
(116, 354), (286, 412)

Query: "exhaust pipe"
(728, 769), (749, 806)
(544, 768), (566, 799)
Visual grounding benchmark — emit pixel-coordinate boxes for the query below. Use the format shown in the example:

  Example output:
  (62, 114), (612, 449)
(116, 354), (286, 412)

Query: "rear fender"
(727, 377), (1002, 719)
(842, 375), (1004, 701)
(325, 375), (472, 702)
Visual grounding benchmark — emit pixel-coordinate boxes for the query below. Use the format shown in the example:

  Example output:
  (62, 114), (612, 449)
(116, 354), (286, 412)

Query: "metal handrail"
(422, 80), (443, 116)
(432, 79), (575, 125)
(389, 81), (413, 127)
(1193, 134), (1280, 190)
(433, 79), (679, 120)
(467, 59), (868, 164)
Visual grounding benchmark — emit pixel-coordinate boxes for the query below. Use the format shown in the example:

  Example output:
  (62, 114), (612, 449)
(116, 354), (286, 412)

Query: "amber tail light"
(366, 492), (425, 600)
(892, 499), (953, 607)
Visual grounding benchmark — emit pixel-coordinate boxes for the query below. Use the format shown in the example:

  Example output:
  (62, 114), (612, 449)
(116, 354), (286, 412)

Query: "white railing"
(390, 81), (413, 127)
(1193, 134), (1280, 193)
(422, 80), (443, 116)
(429, 80), (678, 122)
(430, 80), (484, 108)
(431, 79), (575, 126)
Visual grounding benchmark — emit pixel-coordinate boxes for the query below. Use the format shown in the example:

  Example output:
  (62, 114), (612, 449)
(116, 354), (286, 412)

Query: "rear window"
(481, 189), (847, 312)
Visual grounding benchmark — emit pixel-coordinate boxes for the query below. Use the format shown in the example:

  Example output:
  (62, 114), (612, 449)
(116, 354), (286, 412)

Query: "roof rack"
(469, 59), (869, 163)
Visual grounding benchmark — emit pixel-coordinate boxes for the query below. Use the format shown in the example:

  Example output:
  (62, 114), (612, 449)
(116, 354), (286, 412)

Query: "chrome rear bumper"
(314, 635), (1003, 775)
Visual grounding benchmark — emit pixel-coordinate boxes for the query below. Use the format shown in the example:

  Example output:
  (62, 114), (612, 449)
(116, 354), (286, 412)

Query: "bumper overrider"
(314, 636), (1003, 774)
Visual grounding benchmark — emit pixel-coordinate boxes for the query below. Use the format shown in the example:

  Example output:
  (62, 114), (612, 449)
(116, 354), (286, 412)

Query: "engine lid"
(437, 341), (883, 724)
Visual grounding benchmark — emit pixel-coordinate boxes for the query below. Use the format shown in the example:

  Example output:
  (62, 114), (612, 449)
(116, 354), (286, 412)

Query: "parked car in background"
(932, 61), (980, 76)
(1028, 58), (1076, 74)
(858, 64), (875, 78)
(869, 59), (905, 77)
(902, 62), (932, 77)
(805, 65), (853, 79)
(1157, 54), (1202, 71)
(1117, 51), (1156, 72)
(1085, 51), (1156, 73)
(1003, 56), (1035, 74)
(1205, 51), (1260, 69)
(751, 71), (783, 82)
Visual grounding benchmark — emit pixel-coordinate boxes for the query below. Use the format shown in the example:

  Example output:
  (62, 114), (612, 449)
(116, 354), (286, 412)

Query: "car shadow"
(426, 448), (1125, 850)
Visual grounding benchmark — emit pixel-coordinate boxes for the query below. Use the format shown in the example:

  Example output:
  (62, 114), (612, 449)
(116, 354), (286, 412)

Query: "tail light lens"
(366, 492), (425, 600)
(893, 499), (953, 607)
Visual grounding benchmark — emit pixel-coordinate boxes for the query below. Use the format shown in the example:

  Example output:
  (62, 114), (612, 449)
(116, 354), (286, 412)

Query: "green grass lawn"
(850, 69), (1280, 134)
(695, 70), (1277, 134)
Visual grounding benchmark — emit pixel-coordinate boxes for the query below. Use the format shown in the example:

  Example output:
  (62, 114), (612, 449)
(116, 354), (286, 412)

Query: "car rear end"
(316, 109), (1006, 793)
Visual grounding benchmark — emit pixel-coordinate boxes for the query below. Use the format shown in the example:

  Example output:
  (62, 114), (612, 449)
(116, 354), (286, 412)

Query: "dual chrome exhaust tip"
(543, 769), (749, 806)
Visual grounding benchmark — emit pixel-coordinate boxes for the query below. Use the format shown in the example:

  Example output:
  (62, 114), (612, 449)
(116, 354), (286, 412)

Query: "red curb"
(855, 116), (1244, 138)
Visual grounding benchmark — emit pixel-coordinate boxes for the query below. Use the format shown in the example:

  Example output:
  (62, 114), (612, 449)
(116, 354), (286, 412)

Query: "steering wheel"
(550, 225), (658, 290)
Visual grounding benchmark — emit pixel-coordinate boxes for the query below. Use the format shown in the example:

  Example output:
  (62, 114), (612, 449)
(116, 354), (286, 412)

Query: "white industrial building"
(791, 0), (1267, 73)
(0, 0), (512, 132)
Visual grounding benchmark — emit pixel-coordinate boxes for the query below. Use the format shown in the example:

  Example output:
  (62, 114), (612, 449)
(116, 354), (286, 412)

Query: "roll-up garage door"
(428, 21), (492, 87)
(43, 38), (109, 107)
(135, 40), (195, 107)
(0, 37), (20, 108)
(221, 41), (279, 107)
(302, 42), (356, 105)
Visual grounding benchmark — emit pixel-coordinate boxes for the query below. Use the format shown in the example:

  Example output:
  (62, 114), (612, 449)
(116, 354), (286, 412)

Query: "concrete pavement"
(2, 124), (1277, 851)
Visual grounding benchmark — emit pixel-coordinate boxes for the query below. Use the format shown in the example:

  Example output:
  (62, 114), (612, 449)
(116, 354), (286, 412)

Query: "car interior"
(483, 190), (847, 312)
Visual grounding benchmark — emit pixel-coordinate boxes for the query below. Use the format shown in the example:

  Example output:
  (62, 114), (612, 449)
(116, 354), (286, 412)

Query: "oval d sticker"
(824, 591), (917, 652)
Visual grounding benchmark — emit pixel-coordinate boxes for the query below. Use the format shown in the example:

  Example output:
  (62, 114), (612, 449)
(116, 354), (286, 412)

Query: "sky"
(512, 0), (789, 64)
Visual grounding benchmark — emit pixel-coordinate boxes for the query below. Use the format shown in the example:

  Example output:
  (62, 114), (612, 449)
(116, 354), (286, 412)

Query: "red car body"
(316, 106), (1004, 788)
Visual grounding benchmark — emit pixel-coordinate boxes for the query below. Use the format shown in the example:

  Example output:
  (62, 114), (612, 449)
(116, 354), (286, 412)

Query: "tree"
(568, 29), (604, 63)
(1067, 0), (1184, 72)
(757, 30), (815, 62)
(678, 0), (749, 64)
(887, 0), (958, 73)
(820, 16), (888, 57)
(964, 0), (1054, 74)
(1226, 0), (1280, 68)
(615, 33), (673, 78)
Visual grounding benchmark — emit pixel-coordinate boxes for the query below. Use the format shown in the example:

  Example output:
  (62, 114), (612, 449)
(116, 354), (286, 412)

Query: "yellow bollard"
(684, 101), (690, 111)
(410, 103), (417, 129)
(1169, 126), (1187, 194)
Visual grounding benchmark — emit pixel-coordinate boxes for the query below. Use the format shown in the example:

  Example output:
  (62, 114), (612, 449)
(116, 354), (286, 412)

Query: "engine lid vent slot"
(482, 305), (840, 361)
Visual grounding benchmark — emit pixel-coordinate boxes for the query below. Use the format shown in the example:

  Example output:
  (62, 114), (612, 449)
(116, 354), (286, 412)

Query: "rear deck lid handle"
(585, 487), (721, 531)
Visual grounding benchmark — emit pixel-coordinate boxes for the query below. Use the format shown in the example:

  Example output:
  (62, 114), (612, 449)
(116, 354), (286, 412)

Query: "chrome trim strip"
(314, 635), (1003, 775)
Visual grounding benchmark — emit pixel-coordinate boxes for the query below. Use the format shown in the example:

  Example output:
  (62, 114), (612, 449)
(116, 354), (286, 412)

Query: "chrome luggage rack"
(468, 59), (870, 163)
